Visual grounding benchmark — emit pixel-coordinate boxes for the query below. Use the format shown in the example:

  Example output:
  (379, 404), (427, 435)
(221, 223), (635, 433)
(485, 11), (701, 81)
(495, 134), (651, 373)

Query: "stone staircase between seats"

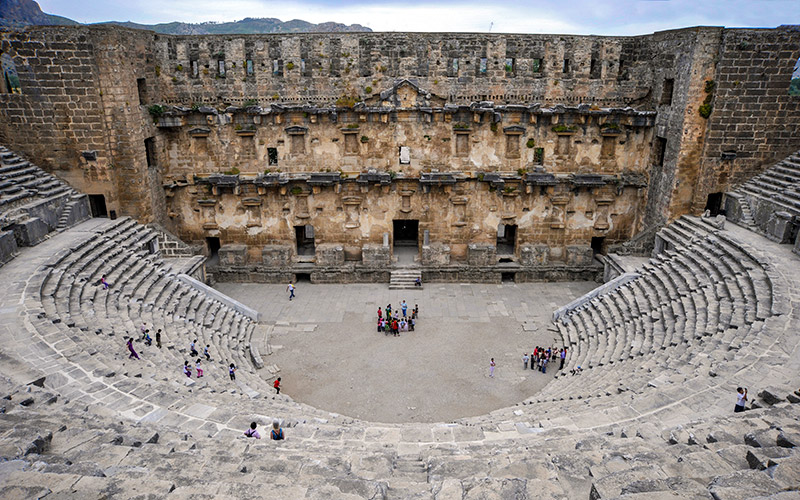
(389, 269), (422, 289)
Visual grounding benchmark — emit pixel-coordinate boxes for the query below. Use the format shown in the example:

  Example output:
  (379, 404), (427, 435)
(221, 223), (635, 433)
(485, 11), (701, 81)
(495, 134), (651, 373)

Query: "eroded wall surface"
(1, 26), (799, 280)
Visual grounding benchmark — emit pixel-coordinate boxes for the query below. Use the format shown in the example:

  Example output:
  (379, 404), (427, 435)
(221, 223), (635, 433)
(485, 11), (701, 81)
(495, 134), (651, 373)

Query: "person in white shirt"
(735, 387), (747, 413)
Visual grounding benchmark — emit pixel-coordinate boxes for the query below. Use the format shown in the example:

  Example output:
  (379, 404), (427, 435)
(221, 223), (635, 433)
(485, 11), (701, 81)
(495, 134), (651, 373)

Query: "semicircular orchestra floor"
(216, 281), (597, 423)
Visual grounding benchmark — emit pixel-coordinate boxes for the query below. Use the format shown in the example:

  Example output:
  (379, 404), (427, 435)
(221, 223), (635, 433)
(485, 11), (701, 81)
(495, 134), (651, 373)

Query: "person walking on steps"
(274, 377), (281, 394)
(489, 358), (496, 377)
(195, 359), (204, 378)
(559, 348), (566, 370)
(155, 329), (162, 349)
(735, 387), (748, 413)
(183, 360), (192, 378)
(204, 344), (211, 361)
(101, 275), (109, 290)
(190, 339), (198, 357)
(287, 282), (295, 301)
(229, 363), (237, 381)
(126, 337), (140, 360)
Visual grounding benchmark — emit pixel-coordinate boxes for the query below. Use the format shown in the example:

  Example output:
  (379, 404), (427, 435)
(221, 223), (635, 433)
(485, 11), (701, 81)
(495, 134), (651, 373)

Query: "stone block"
(566, 245), (594, 266)
(764, 211), (795, 244)
(361, 244), (390, 267)
(261, 245), (293, 267)
(467, 244), (496, 266)
(794, 231), (800, 257)
(315, 244), (344, 266)
(13, 217), (49, 247)
(218, 244), (248, 266)
(421, 243), (451, 266)
(0, 230), (19, 267)
(520, 244), (549, 266)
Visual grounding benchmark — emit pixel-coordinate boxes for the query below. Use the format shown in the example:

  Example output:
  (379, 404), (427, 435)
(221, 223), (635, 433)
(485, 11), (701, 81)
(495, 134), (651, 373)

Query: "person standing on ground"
(377, 307), (382, 320)
(287, 282), (295, 301)
(542, 356), (548, 374)
(274, 377), (281, 394)
(155, 329), (162, 349)
(378, 316), (384, 333)
(126, 337), (140, 360)
(523, 353), (529, 370)
(489, 358), (496, 377)
(401, 300), (408, 318)
(409, 316), (415, 332)
(735, 387), (748, 413)
(414, 304), (419, 318)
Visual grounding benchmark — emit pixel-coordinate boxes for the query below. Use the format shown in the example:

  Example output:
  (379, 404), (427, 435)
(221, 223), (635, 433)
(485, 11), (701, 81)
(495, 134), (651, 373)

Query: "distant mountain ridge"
(0, 0), (371, 33)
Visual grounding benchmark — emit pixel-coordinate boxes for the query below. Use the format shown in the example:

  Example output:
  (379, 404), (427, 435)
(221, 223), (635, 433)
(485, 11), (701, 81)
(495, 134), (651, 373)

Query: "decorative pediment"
(375, 79), (447, 108)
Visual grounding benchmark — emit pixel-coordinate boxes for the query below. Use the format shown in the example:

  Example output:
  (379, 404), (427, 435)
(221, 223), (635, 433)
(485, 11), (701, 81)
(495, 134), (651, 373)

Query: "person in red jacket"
(274, 377), (281, 394)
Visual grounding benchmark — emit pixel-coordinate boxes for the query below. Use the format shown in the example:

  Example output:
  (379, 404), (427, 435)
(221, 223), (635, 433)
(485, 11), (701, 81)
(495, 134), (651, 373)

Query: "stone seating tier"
(1, 379), (799, 499)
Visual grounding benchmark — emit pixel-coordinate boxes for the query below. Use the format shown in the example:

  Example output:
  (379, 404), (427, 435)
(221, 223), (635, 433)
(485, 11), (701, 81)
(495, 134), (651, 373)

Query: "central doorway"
(295, 224), (315, 256)
(497, 224), (517, 255)
(393, 219), (418, 265)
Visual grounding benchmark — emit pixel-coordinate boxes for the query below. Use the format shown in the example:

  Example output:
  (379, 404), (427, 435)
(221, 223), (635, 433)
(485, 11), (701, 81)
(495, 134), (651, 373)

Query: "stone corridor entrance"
(393, 219), (419, 265)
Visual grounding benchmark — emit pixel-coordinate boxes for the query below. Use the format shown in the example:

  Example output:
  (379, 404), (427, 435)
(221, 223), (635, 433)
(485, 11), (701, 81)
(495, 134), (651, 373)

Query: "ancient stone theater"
(0, 22), (799, 499)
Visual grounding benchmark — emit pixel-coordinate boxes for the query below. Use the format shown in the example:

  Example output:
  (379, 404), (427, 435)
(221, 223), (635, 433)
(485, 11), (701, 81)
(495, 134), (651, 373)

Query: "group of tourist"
(376, 300), (419, 336)
(521, 346), (566, 374)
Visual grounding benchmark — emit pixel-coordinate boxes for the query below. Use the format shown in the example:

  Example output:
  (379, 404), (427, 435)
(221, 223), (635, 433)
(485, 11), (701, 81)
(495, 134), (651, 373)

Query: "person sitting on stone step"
(270, 420), (284, 440)
(244, 422), (261, 439)
(414, 277), (421, 287)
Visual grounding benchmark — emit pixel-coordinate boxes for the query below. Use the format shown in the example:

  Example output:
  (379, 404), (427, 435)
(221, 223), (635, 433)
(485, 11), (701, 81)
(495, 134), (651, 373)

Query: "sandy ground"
(216, 281), (597, 423)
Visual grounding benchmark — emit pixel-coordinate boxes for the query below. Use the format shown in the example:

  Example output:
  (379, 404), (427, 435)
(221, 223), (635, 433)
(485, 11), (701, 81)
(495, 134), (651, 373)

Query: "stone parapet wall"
(211, 262), (601, 284)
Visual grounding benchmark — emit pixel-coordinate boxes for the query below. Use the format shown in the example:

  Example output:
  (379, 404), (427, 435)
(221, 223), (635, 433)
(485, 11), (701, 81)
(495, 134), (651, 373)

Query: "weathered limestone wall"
(167, 177), (645, 263)
(641, 28), (723, 228)
(694, 27), (800, 211)
(0, 26), (162, 221)
(2, 25), (800, 274)
(156, 104), (654, 177)
(151, 32), (654, 108)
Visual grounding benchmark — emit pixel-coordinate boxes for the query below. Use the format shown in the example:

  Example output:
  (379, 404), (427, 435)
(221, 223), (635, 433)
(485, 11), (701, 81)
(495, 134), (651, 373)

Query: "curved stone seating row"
(537, 216), (775, 406)
(32, 217), (267, 399)
(737, 153), (800, 214)
(0, 147), (75, 212)
(1, 377), (798, 499)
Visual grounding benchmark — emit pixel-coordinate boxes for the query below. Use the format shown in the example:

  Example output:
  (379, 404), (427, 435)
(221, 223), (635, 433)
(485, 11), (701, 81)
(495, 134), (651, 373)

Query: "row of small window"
(259, 135), (549, 165)
(189, 58), (300, 78)
(184, 57), (557, 78)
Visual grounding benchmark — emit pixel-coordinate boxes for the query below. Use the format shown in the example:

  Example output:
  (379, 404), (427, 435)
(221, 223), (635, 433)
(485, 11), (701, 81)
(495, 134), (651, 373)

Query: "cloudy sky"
(38, 0), (799, 35)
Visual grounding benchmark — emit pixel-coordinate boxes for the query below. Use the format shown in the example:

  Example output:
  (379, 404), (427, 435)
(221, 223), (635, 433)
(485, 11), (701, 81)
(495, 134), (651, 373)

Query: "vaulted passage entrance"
(393, 219), (418, 265)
